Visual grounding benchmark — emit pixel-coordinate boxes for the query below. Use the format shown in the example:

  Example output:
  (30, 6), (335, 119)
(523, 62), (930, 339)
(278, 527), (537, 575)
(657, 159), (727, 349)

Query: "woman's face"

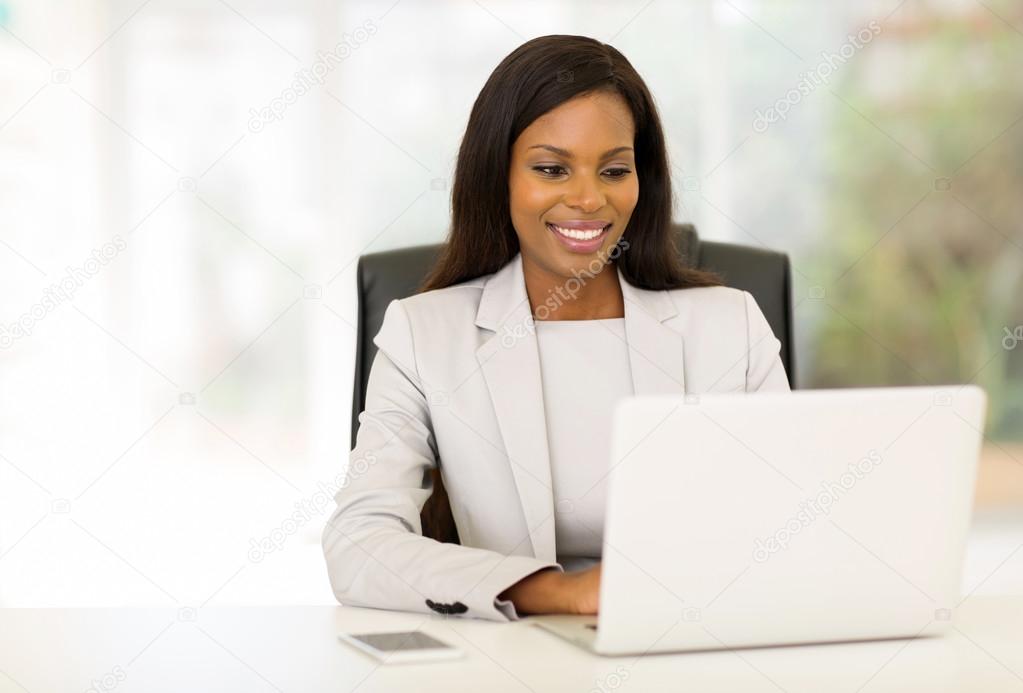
(508, 90), (638, 280)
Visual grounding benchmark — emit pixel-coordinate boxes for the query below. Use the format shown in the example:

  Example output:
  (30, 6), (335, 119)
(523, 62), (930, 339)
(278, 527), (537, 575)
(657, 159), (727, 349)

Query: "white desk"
(1, 596), (1021, 692)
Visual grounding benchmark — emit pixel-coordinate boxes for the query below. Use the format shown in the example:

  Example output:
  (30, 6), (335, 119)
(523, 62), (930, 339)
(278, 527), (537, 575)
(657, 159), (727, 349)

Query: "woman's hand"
(565, 562), (601, 614)
(498, 562), (601, 616)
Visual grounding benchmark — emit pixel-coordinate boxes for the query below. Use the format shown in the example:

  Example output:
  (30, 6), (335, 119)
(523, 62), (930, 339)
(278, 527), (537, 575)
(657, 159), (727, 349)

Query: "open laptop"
(527, 385), (987, 656)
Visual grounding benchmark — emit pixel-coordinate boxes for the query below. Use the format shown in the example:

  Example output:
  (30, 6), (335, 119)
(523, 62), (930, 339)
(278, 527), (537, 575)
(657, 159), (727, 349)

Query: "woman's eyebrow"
(527, 144), (634, 159)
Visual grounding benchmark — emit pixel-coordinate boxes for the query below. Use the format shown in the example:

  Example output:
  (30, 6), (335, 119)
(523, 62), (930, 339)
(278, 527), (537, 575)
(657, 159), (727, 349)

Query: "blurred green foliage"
(808, 4), (1023, 440)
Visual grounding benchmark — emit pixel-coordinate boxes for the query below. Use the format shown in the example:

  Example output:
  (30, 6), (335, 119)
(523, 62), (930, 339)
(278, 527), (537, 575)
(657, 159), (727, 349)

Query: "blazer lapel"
(475, 253), (556, 561)
(475, 253), (686, 563)
(617, 263), (687, 396)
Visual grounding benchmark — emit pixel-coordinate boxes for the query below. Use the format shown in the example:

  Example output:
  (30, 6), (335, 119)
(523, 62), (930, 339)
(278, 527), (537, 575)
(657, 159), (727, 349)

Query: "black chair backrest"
(351, 223), (795, 449)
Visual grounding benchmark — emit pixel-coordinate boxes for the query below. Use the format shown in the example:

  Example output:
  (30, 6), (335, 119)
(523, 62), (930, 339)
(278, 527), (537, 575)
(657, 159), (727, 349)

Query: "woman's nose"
(562, 174), (606, 213)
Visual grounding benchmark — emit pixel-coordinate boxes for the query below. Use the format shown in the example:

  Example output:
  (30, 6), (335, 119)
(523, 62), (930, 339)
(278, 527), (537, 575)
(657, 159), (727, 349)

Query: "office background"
(0, 0), (1020, 608)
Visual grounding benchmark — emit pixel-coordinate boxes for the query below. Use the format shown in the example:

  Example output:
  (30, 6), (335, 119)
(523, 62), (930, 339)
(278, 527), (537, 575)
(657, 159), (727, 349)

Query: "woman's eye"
(532, 165), (632, 179)
(533, 165), (566, 177)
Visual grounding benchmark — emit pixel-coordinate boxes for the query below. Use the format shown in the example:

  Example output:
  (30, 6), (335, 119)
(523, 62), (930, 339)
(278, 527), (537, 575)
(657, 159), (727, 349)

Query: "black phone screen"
(349, 631), (455, 652)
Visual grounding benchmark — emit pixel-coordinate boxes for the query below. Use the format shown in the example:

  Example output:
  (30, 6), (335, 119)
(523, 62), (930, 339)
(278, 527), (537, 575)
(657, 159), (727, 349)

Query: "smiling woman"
(420, 34), (722, 302)
(509, 92), (638, 317)
(322, 34), (789, 623)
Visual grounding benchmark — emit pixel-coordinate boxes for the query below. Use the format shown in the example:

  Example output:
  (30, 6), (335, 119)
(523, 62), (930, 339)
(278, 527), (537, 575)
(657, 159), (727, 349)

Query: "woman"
(322, 34), (790, 622)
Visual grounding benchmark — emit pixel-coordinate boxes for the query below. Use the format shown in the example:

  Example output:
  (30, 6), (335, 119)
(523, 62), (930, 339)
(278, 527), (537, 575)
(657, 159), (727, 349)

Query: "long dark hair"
(419, 33), (722, 294)
(416, 35), (721, 545)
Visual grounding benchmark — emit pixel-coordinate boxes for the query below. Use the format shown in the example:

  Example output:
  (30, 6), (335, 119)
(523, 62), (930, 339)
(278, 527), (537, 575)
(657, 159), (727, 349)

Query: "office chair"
(350, 223), (796, 544)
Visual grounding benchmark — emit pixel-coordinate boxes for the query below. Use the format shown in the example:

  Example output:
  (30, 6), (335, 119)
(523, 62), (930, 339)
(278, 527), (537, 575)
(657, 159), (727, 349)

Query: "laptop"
(527, 385), (987, 656)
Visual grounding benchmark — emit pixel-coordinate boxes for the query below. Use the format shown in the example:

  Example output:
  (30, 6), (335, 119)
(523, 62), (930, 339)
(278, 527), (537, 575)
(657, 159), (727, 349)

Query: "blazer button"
(425, 599), (467, 615)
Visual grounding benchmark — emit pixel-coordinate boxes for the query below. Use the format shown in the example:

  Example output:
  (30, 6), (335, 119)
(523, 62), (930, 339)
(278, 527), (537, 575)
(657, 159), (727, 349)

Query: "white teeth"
(550, 224), (607, 240)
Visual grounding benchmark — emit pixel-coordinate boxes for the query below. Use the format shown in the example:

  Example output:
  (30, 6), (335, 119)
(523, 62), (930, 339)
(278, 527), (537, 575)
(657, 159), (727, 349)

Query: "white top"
(534, 317), (634, 573)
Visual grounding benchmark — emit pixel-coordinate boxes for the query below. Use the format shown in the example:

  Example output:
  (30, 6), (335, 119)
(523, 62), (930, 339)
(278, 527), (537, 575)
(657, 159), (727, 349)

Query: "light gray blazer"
(322, 252), (790, 622)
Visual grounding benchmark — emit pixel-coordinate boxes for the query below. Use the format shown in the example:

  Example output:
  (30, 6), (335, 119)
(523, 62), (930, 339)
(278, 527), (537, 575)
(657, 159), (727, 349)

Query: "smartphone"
(337, 630), (465, 664)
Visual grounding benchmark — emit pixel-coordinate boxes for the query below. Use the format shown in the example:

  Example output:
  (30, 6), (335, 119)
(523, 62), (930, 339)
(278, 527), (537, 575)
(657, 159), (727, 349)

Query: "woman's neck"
(522, 257), (625, 321)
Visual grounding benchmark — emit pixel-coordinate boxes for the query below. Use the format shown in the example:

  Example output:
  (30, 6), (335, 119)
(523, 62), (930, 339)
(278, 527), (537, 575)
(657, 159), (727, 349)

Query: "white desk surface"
(1, 596), (1021, 692)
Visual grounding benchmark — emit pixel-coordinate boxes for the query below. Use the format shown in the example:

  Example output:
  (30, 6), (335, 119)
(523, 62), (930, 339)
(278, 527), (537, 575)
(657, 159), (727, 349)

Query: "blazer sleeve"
(742, 290), (791, 393)
(322, 298), (563, 622)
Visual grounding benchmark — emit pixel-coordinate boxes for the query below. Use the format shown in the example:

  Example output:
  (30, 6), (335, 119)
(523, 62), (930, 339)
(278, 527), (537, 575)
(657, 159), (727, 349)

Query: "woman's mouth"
(546, 221), (612, 253)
